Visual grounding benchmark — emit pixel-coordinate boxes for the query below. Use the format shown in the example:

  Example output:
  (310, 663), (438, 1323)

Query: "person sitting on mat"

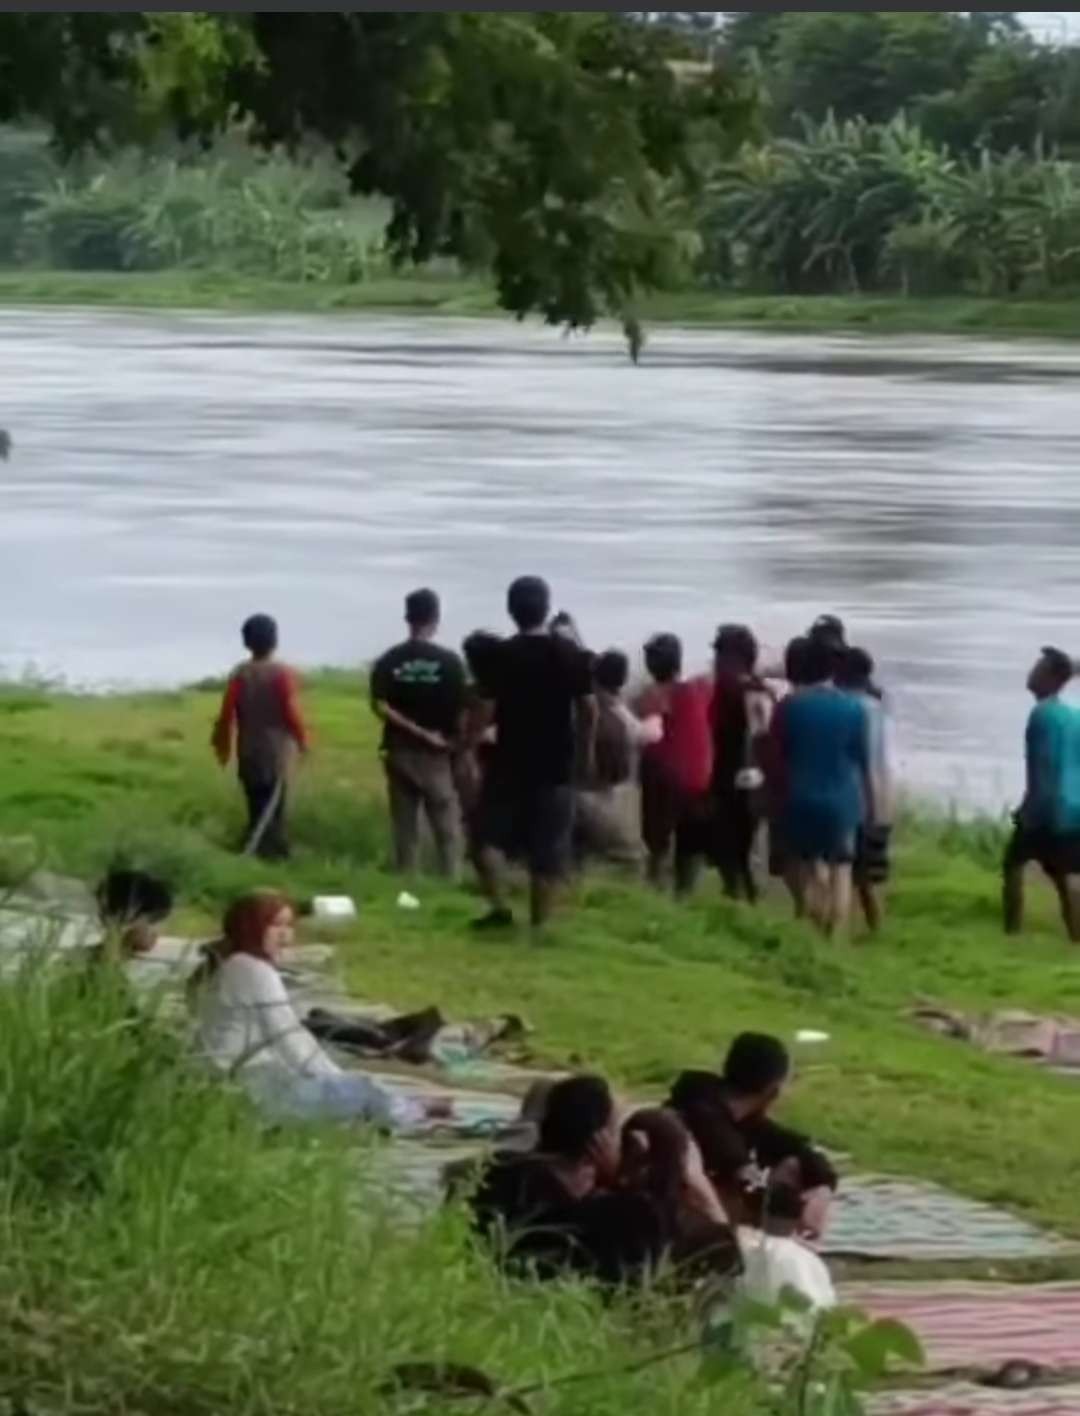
(619, 1107), (740, 1278)
(668, 1032), (836, 1241)
(193, 889), (450, 1128)
(470, 1074), (666, 1286)
(735, 1181), (836, 1310)
(212, 614), (309, 861)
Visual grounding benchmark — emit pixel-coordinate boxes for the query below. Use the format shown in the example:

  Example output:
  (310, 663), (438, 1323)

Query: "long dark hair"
(620, 1108), (691, 1218)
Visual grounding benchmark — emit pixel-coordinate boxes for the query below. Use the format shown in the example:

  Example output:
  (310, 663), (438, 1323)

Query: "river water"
(3, 306), (1080, 808)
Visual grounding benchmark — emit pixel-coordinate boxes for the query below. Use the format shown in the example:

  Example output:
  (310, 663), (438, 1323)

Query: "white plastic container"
(311, 896), (357, 923)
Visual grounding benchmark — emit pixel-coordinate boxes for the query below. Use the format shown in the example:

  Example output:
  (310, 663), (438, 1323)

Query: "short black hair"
(809, 614), (846, 649)
(507, 576), (551, 632)
(722, 1033), (791, 1096)
(405, 587), (440, 628)
(1042, 646), (1074, 688)
(714, 624), (759, 672)
(242, 614), (278, 658)
(784, 636), (813, 687)
(462, 630), (503, 688)
(835, 646), (874, 691)
(644, 633), (683, 684)
(595, 649), (629, 694)
(539, 1075), (614, 1160)
(96, 869), (174, 926)
(794, 636), (834, 687)
(743, 1180), (803, 1227)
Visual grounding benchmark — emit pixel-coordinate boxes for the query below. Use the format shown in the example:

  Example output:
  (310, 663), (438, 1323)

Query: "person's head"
(722, 1033), (791, 1115)
(713, 624), (759, 676)
(462, 630), (503, 692)
(644, 633), (683, 686)
(507, 576), (551, 633)
(786, 635), (832, 688)
(809, 615), (846, 653)
(405, 587), (440, 640)
(222, 889), (295, 968)
(835, 646), (875, 694)
(620, 1107), (693, 1215)
(742, 1181), (803, 1238)
(539, 1074), (620, 1183)
(96, 868), (174, 956)
(595, 649), (630, 696)
(549, 611), (583, 647)
(1028, 646), (1073, 702)
(242, 614), (278, 661)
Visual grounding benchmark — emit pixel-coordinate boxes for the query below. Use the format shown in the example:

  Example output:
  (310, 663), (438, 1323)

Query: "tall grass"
(0, 946), (760, 1416)
(0, 129), (392, 285)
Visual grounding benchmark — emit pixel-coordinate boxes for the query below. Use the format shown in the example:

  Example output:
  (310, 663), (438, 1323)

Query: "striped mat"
(841, 1282), (1080, 1371)
(869, 1386), (1080, 1415)
(826, 1177), (1079, 1263)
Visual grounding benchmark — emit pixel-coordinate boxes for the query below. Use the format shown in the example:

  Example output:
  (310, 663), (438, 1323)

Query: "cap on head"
(242, 614), (278, 658)
(713, 623), (759, 672)
(405, 587), (440, 629)
(507, 576), (551, 632)
(722, 1032), (791, 1097)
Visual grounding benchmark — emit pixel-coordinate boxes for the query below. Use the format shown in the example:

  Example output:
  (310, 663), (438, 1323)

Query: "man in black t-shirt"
(472, 576), (596, 930)
(371, 588), (467, 877)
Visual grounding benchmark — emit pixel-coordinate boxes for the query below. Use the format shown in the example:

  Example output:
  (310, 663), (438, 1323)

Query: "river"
(3, 305), (1080, 808)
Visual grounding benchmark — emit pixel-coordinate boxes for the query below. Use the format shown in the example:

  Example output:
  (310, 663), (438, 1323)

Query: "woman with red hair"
(194, 890), (445, 1127)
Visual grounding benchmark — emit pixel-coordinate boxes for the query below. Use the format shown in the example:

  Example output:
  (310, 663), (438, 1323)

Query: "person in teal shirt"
(1004, 647), (1080, 943)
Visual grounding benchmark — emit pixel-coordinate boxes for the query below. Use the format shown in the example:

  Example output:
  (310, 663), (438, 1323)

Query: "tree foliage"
(0, 11), (754, 329)
(723, 10), (1080, 158)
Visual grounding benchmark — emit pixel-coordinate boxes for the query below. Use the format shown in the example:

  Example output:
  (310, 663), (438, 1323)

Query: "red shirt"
(639, 676), (714, 796)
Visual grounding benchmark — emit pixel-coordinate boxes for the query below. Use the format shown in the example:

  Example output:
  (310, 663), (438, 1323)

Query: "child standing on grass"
(212, 614), (309, 860)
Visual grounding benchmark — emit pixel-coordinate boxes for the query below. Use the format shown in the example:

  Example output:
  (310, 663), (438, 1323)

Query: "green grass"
(6, 268), (1080, 339)
(2, 672), (1079, 1254)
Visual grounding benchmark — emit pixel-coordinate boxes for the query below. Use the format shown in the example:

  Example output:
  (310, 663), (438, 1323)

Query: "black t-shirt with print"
(370, 640), (467, 753)
(483, 634), (594, 789)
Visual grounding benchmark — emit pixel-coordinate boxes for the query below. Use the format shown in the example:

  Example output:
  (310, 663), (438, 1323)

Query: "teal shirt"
(1024, 698), (1080, 835)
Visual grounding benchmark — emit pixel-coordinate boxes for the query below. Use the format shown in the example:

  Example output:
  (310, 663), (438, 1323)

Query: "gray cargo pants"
(384, 747), (463, 879)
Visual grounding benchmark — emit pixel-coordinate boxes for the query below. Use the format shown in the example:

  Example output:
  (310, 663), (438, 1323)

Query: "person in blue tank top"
(1004, 647), (1080, 943)
(770, 637), (874, 937)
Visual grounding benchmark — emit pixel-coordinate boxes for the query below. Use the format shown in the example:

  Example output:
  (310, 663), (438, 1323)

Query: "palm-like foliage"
(700, 114), (1080, 297)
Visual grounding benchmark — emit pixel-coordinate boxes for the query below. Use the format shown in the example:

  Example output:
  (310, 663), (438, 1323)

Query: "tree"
(0, 11), (754, 330)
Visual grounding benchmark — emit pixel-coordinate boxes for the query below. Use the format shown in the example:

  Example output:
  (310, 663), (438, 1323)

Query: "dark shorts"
(640, 759), (711, 862)
(711, 789), (758, 869)
(854, 825), (892, 887)
(1004, 826), (1080, 878)
(475, 781), (575, 879)
(781, 801), (857, 866)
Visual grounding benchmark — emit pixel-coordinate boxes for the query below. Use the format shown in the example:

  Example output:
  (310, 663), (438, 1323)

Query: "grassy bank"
(2, 672), (1079, 1253)
(5, 268), (1080, 339)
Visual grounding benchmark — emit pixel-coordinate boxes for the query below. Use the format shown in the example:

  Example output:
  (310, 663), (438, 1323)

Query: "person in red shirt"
(635, 633), (714, 897)
(212, 614), (309, 860)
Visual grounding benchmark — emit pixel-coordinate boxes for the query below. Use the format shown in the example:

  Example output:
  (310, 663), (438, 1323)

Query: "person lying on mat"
(470, 1075), (666, 1285)
(192, 889), (451, 1128)
(668, 1032), (836, 1240)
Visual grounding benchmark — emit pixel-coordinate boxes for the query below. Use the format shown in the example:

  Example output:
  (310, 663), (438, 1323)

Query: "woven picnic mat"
(842, 1282), (1080, 1371)
(868, 1386), (1080, 1415)
(827, 1177), (1080, 1263)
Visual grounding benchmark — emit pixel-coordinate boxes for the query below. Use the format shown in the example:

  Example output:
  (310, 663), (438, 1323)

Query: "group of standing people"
(362, 578), (895, 937)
